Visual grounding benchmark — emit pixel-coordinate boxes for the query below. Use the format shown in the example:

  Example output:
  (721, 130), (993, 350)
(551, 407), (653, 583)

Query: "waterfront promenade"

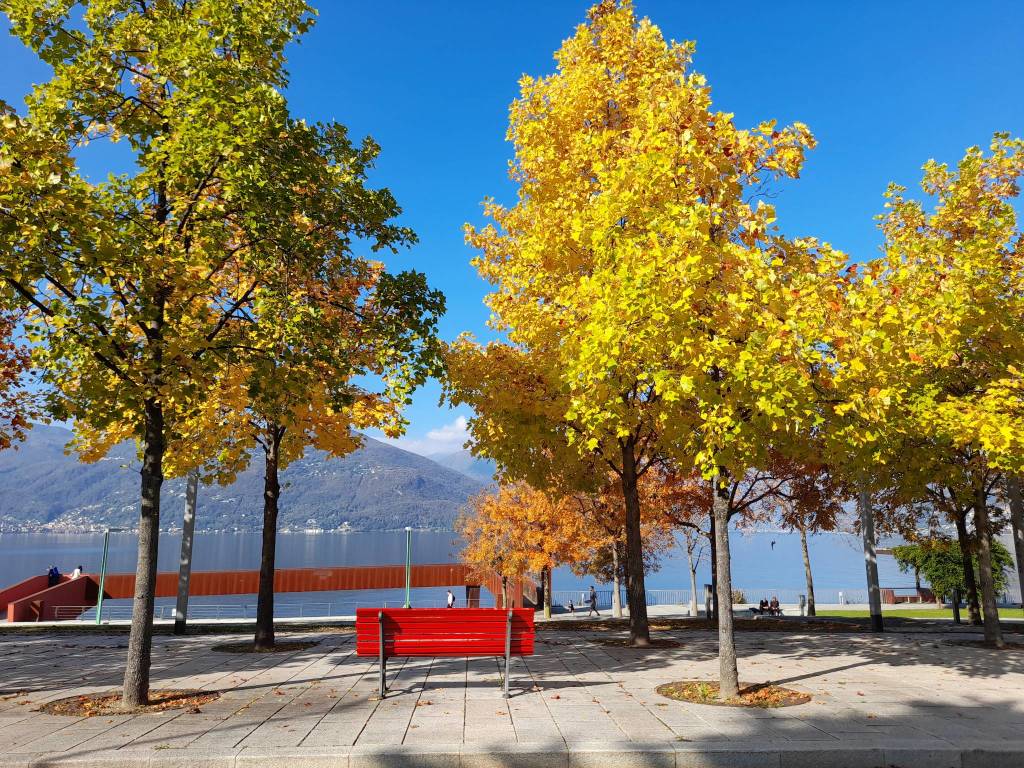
(0, 617), (1021, 767)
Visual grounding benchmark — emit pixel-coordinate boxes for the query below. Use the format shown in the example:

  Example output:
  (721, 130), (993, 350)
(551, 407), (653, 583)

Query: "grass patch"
(818, 608), (1024, 620)
(539, 617), (861, 633)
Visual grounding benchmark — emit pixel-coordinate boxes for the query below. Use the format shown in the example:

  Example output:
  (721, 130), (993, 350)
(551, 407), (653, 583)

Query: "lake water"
(0, 528), (914, 618)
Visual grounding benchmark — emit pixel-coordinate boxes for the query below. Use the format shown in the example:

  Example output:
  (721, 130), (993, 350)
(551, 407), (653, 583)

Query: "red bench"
(355, 608), (535, 699)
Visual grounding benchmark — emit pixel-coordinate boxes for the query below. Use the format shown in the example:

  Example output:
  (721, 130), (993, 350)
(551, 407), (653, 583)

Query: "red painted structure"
(6, 576), (98, 622)
(355, 607), (535, 658)
(0, 574), (64, 610)
(355, 607), (536, 698)
(4, 564), (536, 622)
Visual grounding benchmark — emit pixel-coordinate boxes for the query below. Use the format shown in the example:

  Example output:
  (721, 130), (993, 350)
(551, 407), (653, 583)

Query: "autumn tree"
(833, 136), (1024, 647)
(173, 120), (443, 650)
(448, 4), (840, 675)
(771, 460), (845, 617)
(0, 310), (35, 450)
(0, 0), (366, 705)
(566, 472), (676, 618)
(660, 459), (804, 620)
(875, 452), (1004, 625)
(458, 482), (595, 607)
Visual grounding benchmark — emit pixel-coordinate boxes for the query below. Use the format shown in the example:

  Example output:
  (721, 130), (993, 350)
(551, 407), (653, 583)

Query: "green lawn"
(817, 607), (1024, 620)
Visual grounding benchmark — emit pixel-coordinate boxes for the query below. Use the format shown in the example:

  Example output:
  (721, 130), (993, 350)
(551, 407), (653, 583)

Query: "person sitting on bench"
(769, 596), (781, 616)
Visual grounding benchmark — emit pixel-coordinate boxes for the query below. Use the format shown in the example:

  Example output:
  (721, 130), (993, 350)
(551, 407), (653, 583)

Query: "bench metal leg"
(378, 610), (387, 699)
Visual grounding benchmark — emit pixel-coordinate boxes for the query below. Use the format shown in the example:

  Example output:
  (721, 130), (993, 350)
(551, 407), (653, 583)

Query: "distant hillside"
(0, 424), (484, 533)
(428, 449), (496, 483)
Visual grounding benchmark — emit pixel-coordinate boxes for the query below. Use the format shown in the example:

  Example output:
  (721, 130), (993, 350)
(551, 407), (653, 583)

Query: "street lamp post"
(95, 527), (126, 625)
(404, 527), (412, 609)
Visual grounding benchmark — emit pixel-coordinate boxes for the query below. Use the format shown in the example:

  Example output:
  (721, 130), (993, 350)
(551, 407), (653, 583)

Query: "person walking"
(446, 589), (455, 608)
(587, 585), (600, 617)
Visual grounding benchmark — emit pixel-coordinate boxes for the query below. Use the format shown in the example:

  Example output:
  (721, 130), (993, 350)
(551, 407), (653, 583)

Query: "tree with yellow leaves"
(0, 0), (441, 703)
(171, 122), (444, 651)
(448, 4), (842, 680)
(831, 135), (1024, 647)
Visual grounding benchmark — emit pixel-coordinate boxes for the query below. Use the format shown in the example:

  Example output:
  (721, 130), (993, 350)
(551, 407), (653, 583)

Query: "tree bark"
(611, 541), (623, 618)
(712, 472), (739, 699)
(543, 566), (551, 619)
(254, 425), (283, 650)
(954, 511), (983, 625)
(173, 470), (199, 635)
(501, 575), (508, 609)
(973, 484), (1004, 648)
(857, 486), (884, 632)
(620, 440), (650, 646)
(122, 398), (164, 708)
(686, 538), (699, 618)
(1006, 475), (1024, 609)
(708, 516), (718, 621)
(799, 524), (816, 617)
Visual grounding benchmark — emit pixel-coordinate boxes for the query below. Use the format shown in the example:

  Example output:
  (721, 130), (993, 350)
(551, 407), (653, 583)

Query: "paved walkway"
(0, 621), (1021, 767)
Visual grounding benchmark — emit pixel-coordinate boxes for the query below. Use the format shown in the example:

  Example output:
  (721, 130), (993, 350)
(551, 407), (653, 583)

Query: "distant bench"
(748, 607), (788, 617)
(355, 608), (535, 699)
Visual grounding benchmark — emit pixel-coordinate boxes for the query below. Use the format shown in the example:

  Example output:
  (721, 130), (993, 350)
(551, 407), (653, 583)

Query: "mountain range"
(0, 424), (489, 533)
(427, 449), (496, 482)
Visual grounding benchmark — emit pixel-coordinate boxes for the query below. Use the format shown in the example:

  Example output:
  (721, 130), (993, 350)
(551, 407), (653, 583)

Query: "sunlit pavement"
(0, 623), (1021, 767)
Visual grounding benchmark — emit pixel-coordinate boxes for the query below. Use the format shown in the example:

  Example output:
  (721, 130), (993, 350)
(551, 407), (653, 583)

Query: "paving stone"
(0, 625), (1018, 767)
(349, 744), (459, 768)
(236, 746), (350, 767)
(567, 741), (675, 768)
(461, 744), (568, 768)
(778, 745), (887, 768)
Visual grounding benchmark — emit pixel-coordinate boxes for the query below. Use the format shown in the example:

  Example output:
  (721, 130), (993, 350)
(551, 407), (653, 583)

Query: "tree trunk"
(1006, 475), (1024, 609)
(973, 484), (1004, 648)
(254, 425), (283, 650)
(620, 440), (650, 646)
(954, 511), (983, 625)
(712, 472), (739, 699)
(611, 541), (623, 618)
(799, 524), (816, 617)
(122, 398), (164, 708)
(686, 539), (699, 618)
(709, 516), (718, 621)
(173, 470), (199, 635)
(857, 486), (883, 632)
(543, 566), (551, 619)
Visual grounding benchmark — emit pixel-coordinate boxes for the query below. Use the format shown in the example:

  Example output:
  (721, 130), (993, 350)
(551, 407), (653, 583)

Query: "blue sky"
(2, 2), (1023, 456)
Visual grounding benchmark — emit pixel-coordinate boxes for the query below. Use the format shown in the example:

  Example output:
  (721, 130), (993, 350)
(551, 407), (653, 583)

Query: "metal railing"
(550, 588), (693, 610)
(549, 587), (887, 610)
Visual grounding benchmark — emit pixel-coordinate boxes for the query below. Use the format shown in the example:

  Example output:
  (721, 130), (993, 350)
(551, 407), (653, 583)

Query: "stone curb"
(8, 744), (1024, 767)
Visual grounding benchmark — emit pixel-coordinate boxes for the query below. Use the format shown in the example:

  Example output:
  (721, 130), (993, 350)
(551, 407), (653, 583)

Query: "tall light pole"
(95, 527), (127, 625)
(404, 527), (412, 609)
